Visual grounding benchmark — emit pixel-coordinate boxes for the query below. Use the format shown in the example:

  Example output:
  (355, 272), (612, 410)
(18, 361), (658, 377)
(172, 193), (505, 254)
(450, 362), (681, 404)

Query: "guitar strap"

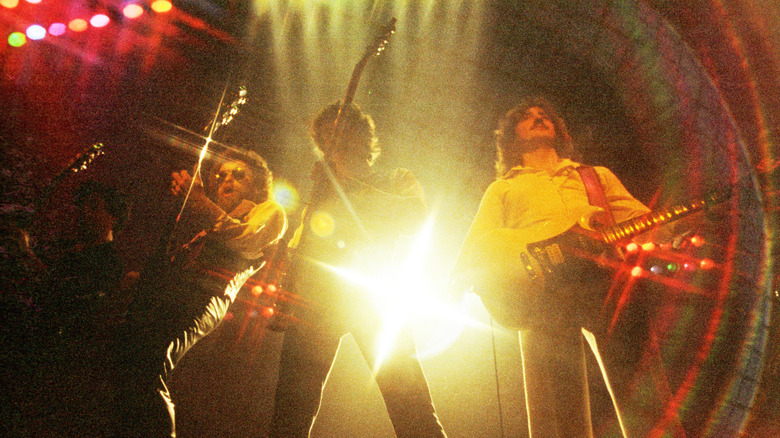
(576, 165), (616, 226)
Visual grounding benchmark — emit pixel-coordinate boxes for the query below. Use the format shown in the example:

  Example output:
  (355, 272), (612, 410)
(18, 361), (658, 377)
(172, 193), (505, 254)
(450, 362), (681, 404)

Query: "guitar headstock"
(68, 142), (105, 173)
(210, 86), (248, 134)
(363, 17), (397, 61)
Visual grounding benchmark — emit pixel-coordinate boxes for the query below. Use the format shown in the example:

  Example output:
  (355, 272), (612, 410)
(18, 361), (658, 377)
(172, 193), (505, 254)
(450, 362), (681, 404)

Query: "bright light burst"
(314, 215), (487, 373)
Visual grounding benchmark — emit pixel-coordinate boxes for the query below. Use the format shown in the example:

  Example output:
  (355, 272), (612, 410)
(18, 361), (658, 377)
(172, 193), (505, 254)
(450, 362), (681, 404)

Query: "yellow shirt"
(455, 159), (649, 275)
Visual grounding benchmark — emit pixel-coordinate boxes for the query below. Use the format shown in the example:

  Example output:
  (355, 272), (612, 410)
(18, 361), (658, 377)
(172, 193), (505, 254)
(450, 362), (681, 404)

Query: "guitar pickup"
(545, 244), (565, 265)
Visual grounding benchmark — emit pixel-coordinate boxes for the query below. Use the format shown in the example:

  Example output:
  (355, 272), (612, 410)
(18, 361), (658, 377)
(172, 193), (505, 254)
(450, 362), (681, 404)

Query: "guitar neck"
(600, 191), (726, 244)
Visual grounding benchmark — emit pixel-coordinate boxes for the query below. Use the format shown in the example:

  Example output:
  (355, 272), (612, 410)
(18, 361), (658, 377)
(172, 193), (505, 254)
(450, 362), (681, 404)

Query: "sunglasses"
(215, 168), (247, 182)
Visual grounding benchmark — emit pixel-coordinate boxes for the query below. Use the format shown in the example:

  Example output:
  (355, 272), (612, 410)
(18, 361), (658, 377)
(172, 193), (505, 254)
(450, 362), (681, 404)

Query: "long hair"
(309, 101), (380, 165)
(494, 96), (574, 177)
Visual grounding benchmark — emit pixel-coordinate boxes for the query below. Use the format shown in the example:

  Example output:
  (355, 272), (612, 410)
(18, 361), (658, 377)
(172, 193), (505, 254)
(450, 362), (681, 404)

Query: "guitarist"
(453, 96), (686, 437)
(116, 148), (287, 437)
(269, 102), (447, 437)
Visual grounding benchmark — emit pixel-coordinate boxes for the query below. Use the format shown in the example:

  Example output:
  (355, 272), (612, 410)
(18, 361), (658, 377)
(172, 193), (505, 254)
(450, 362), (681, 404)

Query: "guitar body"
(467, 190), (728, 329)
(470, 224), (609, 329)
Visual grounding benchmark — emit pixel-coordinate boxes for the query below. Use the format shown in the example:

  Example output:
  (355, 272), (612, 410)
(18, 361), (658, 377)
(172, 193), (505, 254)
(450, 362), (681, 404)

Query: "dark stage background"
(2, 0), (779, 437)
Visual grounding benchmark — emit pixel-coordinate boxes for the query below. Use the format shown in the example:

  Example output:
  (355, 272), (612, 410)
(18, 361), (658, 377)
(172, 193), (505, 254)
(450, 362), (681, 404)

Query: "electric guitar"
(314, 17), (397, 198)
(469, 189), (730, 329)
(307, 16), (397, 209)
(269, 18), (397, 331)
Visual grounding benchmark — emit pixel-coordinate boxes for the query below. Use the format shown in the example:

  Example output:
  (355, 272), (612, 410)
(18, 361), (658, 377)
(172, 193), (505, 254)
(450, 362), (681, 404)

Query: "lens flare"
(315, 216), (486, 370)
(309, 210), (335, 238)
(272, 179), (300, 212)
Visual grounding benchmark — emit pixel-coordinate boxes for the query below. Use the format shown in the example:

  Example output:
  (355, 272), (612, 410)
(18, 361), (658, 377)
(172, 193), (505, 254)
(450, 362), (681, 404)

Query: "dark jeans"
(116, 271), (237, 437)
(269, 304), (446, 438)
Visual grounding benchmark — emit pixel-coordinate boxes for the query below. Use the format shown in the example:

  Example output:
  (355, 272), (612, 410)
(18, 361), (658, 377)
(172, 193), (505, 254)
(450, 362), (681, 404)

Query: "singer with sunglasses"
(115, 148), (287, 437)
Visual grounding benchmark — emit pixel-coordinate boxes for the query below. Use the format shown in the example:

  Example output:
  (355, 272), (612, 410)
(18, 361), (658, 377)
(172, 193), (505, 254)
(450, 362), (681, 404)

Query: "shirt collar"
(503, 158), (580, 178)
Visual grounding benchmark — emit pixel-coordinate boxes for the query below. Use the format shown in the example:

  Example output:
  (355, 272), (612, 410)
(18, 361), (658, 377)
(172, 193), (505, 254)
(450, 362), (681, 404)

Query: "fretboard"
(600, 190), (728, 244)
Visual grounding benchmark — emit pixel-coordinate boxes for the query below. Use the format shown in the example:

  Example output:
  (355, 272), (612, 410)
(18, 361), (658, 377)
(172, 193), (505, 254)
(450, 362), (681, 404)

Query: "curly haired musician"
(453, 96), (686, 437)
(269, 101), (447, 437)
(117, 148), (287, 437)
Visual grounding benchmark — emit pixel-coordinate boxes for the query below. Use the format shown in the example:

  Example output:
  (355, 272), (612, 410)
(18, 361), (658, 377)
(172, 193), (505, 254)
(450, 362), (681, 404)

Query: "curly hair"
(309, 101), (380, 165)
(494, 96), (574, 177)
(211, 148), (273, 203)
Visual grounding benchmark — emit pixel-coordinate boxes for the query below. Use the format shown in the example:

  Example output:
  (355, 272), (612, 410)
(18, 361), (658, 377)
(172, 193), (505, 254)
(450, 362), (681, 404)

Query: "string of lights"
(2, 0), (174, 47)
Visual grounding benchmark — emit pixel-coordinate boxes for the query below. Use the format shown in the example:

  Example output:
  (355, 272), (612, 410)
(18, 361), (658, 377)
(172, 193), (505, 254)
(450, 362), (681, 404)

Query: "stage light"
(1, 0), (19, 8)
(90, 14), (110, 28)
(123, 4), (144, 19)
(631, 266), (643, 277)
(151, 0), (172, 13)
(25, 0), (41, 3)
(690, 235), (705, 247)
(251, 285), (263, 297)
(641, 242), (656, 251)
(8, 32), (25, 47)
(625, 242), (639, 253)
(700, 258), (715, 270)
(262, 307), (275, 318)
(650, 265), (663, 275)
(25, 24), (46, 40)
(68, 19), (88, 32)
(48, 23), (66, 36)
(667, 263), (679, 272)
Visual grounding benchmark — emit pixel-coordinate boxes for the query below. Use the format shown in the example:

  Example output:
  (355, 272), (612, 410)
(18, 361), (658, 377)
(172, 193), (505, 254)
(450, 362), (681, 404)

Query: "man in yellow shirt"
(454, 96), (685, 437)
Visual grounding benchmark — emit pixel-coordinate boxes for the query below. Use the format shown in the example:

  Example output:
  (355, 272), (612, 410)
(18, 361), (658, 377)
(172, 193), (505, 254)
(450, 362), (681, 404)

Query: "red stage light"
(8, 32), (26, 47)
(700, 258), (715, 270)
(690, 235), (705, 247)
(151, 0), (172, 13)
(49, 23), (67, 36)
(69, 19), (88, 32)
(90, 14), (110, 28)
(25, 24), (46, 40)
(123, 4), (144, 19)
(262, 307), (275, 318)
